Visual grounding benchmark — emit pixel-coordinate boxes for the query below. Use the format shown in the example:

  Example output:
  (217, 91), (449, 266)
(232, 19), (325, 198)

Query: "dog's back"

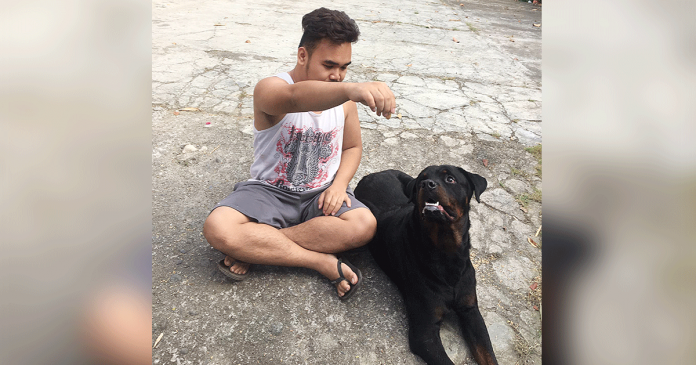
(354, 169), (411, 216)
(355, 169), (415, 285)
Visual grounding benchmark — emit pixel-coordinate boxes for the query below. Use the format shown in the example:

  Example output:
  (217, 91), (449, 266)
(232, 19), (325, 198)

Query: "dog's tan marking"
(434, 305), (446, 321)
(472, 343), (497, 365)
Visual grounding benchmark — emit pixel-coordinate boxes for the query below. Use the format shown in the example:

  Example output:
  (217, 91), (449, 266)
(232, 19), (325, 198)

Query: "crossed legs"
(202, 206), (376, 297)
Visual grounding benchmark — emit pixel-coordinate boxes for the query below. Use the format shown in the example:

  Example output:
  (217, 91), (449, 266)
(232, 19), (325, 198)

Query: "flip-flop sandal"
(329, 258), (363, 301)
(217, 259), (249, 281)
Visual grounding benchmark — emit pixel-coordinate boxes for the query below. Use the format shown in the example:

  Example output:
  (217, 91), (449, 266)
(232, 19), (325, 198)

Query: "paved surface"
(152, 0), (542, 364)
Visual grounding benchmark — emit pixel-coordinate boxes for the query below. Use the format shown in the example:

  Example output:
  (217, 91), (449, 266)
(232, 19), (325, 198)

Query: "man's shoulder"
(256, 75), (290, 89)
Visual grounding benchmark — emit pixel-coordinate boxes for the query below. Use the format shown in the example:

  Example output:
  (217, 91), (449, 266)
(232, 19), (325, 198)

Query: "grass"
(516, 187), (542, 208)
(525, 144), (542, 178)
(511, 167), (523, 176)
(466, 22), (480, 34)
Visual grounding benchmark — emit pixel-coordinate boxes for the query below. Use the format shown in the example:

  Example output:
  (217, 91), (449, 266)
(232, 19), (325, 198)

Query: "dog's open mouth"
(422, 199), (454, 221)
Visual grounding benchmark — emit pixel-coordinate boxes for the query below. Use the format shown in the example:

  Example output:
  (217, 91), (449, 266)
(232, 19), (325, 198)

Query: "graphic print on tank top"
(268, 124), (341, 191)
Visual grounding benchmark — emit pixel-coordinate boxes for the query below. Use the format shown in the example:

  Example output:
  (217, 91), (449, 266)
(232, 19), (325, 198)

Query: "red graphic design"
(266, 125), (341, 191)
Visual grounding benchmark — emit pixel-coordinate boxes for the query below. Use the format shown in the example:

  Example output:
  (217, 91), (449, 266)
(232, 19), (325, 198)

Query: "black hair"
(298, 8), (360, 57)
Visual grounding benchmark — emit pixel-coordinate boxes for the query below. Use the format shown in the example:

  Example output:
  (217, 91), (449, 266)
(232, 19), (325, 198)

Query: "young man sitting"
(203, 7), (396, 300)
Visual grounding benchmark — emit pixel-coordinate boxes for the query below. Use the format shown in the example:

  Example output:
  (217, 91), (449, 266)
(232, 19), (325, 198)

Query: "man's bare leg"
(204, 207), (375, 296)
(281, 207), (376, 253)
(220, 208), (375, 274)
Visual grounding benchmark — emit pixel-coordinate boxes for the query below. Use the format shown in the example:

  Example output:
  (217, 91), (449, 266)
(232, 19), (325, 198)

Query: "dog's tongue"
(423, 201), (453, 220)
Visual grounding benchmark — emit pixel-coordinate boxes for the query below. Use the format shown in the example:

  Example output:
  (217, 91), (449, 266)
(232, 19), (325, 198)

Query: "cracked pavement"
(152, 0), (542, 364)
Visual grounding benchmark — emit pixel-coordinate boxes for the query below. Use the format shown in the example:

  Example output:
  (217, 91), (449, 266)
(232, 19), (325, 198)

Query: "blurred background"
(0, 0), (693, 364)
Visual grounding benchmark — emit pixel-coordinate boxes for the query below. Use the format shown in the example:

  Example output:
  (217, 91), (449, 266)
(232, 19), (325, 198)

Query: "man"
(203, 8), (396, 300)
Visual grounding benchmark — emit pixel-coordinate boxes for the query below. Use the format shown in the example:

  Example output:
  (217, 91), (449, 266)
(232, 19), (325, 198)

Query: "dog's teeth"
(425, 201), (439, 206)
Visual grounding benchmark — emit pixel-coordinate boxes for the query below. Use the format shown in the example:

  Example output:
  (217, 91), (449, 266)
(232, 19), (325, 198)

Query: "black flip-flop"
(217, 259), (249, 281)
(330, 258), (362, 301)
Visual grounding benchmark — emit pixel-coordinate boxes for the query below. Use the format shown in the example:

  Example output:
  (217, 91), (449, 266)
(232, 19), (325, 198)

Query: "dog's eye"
(445, 175), (456, 184)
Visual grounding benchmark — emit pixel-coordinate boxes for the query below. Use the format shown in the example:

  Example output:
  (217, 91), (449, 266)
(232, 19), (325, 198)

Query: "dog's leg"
(405, 300), (455, 365)
(455, 298), (498, 365)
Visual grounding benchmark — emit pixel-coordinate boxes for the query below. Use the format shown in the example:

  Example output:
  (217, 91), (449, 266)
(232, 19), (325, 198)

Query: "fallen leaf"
(533, 23), (541, 27)
(527, 237), (538, 248)
(397, 113), (402, 119)
(173, 111), (180, 116)
(520, 206), (528, 213)
(178, 107), (200, 112)
(453, 37), (459, 43)
(214, 23), (224, 26)
(153, 333), (164, 348)
(530, 282), (538, 290)
(245, 40), (251, 43)
(533, 305), (539, 311)
(407, 64), (413, 67)
(482, 159), (489, 167)
(535, 225), (542, 237)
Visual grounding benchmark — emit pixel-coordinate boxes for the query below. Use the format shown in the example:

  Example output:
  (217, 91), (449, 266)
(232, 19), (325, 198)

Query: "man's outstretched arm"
(254, 77), (396, 121)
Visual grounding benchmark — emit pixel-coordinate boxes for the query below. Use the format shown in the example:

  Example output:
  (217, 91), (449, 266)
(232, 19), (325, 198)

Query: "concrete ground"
(152, 0), (542, 364)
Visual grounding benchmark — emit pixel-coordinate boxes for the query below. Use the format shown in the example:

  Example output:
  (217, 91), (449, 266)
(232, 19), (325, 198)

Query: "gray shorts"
(210, 181), (369, 229)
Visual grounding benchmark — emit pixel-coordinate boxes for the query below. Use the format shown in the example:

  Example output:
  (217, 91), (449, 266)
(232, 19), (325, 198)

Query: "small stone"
(180, 348), (188, 355)
(241, 125), (254, 135)
(175, 259), (183, 265)
(179, 248), (187, 254)
(504, 179), (528, 195)
(269, 322), (283, 336)
(440, 135), (458, 147)
(182, 145), (197, 153)
(382, 137), (399, 146)
(170, 274), (182, 282)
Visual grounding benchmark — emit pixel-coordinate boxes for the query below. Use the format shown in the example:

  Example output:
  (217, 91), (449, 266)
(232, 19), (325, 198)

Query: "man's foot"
(224, 256), (250, 275)
(322, 256), (362, 299)
(217, 256), (251, 281)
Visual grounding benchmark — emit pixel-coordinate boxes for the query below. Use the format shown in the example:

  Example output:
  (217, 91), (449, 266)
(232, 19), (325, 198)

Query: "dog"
(354, 165), (497, 365)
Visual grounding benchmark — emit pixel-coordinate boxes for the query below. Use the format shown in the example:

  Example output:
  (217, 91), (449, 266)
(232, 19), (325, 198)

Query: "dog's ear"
(458, 167), (487, 203)
(405, 177), (418, 203)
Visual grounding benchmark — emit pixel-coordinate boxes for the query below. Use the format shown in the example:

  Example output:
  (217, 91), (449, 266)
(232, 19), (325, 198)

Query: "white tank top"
(249, 72), (345, 192)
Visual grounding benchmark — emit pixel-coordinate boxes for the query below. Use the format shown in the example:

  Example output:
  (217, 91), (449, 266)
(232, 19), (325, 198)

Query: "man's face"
(303, 39), (352, 82)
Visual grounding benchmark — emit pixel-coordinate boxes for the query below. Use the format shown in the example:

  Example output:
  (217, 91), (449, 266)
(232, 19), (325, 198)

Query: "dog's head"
(405, 165), (486, 240)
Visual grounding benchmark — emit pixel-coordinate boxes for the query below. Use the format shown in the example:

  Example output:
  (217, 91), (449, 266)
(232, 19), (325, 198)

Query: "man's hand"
(318, 184), (352, 216)
(346, 82), (396, 119)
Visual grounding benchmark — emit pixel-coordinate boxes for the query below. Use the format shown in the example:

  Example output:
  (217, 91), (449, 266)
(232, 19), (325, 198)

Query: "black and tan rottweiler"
(355, 165), (497, 365)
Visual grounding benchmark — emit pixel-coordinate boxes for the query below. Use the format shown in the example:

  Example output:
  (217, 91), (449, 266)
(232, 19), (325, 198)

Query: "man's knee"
(203, 207), (249, 252)
(344, 208), (377, 245)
